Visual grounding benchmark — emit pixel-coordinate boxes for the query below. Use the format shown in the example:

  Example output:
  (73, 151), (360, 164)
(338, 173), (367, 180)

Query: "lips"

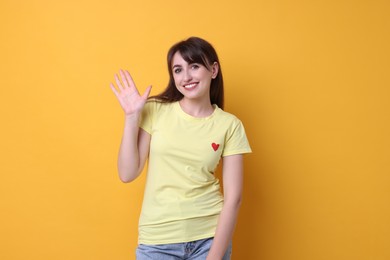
(183, 82), (198, 90)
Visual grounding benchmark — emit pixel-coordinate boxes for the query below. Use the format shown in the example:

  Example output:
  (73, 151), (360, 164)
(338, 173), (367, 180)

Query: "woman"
(110, 37), (251, 260)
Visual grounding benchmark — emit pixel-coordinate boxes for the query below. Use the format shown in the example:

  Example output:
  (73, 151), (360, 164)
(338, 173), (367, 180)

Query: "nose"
(183, 69), (192, 82)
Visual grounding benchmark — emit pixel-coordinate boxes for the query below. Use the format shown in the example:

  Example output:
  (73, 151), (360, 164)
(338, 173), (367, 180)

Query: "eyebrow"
(172, 64), (182, 69)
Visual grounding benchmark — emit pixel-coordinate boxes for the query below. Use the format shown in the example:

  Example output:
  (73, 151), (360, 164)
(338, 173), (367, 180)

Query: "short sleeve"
(222, 120), (252, 157)
(139, 101), (155, 134)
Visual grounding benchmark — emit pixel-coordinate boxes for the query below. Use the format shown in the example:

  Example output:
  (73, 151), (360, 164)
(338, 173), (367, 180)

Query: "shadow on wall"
(234, 97), (271, 258)
(233, 141), (268, 259)
(225, 69), (270, 259)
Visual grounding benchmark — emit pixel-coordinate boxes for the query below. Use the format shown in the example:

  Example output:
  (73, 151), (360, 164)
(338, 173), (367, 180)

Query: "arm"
(110, 70), (152, 182)
(117, 119), (150, 182)
(207, 154), (244, 260)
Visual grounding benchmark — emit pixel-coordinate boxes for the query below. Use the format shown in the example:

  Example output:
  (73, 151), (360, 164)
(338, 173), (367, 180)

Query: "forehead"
(172, 51), (188, 67)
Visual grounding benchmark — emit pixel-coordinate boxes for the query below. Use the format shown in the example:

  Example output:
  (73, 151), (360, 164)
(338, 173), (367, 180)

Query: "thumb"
(142, 85), (152, 99)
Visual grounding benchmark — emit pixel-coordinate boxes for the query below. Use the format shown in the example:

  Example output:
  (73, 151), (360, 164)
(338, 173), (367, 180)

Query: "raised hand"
(110, 70), (152, 116)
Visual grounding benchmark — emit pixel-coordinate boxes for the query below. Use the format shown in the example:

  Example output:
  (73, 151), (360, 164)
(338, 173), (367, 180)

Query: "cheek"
(172, 74), (181, 86)
(200, 73), (213, 85)
(173, 76), (183, 92)
(199, 70), (213, 81)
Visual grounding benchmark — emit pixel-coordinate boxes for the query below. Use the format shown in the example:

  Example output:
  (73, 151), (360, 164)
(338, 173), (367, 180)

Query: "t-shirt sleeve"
(139, 101), (155, 134)
(222, 119), (252, 157)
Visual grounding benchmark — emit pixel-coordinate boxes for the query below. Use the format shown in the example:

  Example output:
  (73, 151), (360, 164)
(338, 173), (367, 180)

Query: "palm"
(110, 70), (152, 115)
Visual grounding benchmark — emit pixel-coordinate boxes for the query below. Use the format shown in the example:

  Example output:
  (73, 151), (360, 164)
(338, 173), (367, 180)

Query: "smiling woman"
(152, 37), (224, 111)
(170, 51), (218, 116)
(109, 36), (252, 260)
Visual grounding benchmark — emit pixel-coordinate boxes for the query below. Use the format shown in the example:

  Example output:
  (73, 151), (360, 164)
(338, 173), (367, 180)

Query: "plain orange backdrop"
(1, 0), (389, 259)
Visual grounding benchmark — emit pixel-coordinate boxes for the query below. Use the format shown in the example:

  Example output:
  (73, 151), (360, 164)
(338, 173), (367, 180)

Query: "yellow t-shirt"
(138, 100), (251, 244)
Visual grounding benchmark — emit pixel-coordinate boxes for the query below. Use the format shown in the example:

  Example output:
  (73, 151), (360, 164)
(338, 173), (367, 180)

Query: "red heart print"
(212, 143), (220, 151)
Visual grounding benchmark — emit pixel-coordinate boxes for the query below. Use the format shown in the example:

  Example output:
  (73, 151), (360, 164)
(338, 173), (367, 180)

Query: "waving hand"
(110, 70), (152, 116)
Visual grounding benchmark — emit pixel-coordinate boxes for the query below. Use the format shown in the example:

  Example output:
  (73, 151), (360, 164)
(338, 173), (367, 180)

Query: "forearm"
(117, 114), (142, 182)
(207, 154), (244, 260)
(207, 199), (241, 260)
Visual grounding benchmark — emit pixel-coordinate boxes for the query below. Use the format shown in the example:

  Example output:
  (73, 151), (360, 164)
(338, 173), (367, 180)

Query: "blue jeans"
(136, 237), (232, 260)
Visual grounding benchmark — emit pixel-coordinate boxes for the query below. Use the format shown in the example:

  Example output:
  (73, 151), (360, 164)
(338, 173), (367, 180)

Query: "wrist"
(125, 112), (140, 120)
(124, 113), (141, 125)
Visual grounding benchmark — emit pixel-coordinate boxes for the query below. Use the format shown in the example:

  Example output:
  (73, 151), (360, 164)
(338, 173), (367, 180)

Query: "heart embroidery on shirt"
(212, 143), (220, 151)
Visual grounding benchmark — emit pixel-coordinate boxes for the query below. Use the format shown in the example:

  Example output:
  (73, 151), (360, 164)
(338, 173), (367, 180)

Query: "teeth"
(184, 83), (197, 89)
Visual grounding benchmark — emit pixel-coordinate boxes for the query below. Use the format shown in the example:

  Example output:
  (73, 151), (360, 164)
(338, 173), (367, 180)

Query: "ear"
(211, 62), (219, 79)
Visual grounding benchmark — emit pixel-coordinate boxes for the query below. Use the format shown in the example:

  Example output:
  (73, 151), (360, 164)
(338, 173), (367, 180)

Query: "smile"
(183, 83), (198, 89)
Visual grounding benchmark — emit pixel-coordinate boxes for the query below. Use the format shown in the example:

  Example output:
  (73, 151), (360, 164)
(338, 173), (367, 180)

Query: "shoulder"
(144, 99), (175, 113)
(215, 109), (252, 156)
(214, 107), (243, 126)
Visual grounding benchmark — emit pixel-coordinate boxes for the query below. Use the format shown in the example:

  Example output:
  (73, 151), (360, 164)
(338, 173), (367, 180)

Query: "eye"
(173, 68), (182, 74)
(191, 64), (200, 70)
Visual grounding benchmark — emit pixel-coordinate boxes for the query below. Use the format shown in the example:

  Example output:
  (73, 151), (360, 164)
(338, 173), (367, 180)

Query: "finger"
(125, 70), (140, 96)
(110, 83), (127, 108)
(110, 83), (120, 98)
(124, 70), (137, 91)
(119, 69), (130, 89)
(115, 74), (124, 91)
(141, 85), (152, 100)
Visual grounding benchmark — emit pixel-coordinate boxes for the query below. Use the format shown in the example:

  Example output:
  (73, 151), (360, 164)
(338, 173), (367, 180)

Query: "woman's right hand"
(110, 70), (152, 116)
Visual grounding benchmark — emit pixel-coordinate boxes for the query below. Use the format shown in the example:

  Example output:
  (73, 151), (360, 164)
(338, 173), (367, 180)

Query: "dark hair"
(150, 37), (224, 109)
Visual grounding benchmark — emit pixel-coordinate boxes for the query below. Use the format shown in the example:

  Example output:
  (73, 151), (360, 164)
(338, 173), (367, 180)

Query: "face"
(171, 51), (218, 103)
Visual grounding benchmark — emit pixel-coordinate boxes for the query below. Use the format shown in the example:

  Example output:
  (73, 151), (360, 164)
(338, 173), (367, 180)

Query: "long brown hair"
(150, 37), (224, 109)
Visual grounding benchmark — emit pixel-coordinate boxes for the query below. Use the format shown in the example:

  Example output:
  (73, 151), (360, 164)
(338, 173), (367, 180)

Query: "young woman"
(110, 37), (251, 260)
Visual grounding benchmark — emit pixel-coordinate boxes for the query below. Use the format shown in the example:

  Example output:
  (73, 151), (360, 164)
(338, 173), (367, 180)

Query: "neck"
(179, 98), (214, 118)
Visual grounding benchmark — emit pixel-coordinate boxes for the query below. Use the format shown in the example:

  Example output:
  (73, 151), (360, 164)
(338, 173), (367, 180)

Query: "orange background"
(1, 0), (389, 259)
